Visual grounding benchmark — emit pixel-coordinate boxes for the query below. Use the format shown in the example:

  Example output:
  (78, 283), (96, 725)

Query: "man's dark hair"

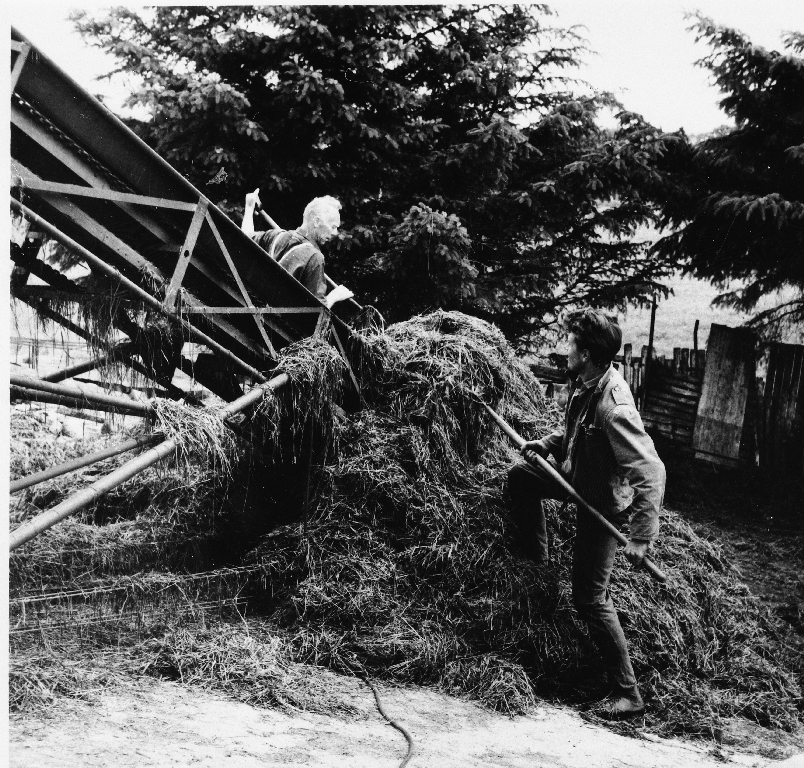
(563, 309), (622, 366)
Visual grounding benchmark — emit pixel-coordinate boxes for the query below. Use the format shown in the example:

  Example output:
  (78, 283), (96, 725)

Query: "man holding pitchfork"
(507, 308), (666, 719)
(241, 188), (354, 310)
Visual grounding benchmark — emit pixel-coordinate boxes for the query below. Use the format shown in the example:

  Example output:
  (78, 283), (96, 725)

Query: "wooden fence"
(530, 329), (804, 476)
(758, 342), (804, 476)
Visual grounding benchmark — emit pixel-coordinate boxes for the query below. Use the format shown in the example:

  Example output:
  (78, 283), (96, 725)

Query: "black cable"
(360, 675), (416, 768)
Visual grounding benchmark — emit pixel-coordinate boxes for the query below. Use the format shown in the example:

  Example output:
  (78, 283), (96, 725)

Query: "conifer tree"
(74, 5), (684, 346)
(657, 15), (804, 338)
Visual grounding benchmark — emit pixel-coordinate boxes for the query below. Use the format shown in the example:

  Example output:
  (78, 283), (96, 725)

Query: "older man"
(241, 188), (353, 309)
(508, 308), (666, 719)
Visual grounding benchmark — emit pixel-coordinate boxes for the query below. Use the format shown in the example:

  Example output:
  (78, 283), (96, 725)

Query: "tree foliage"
(74, 5), (685, 347)
(656, 15), (804, 338)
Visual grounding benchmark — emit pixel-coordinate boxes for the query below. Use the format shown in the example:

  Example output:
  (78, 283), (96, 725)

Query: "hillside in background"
(618, 273), (751, 357)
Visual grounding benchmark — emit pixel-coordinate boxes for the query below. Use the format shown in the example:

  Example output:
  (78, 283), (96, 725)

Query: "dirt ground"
(660, 441), (804, 654)
(9, 669), (800, 768)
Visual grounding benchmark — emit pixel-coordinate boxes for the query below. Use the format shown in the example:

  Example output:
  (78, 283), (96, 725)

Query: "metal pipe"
(10, 385), (147, 417)
(11, 199), (270, 384)
(41, 345), (129, 383)
(480, 402), (667, 583)
(218, 374), (288, 419)
(10, 435), (159, 493)
(9, 373), (289, 551)
(11, 374), (152, 415)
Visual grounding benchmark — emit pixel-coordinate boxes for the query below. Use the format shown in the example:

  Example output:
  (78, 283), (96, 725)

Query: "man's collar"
(573, 363), (614, 393)
(294, 227), (316, 246)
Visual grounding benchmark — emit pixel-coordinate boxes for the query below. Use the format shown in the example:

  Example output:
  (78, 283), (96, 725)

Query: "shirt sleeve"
(604, 405), (665, 542)
(537, 430), (564, 460)
(251, 230), (276, 251)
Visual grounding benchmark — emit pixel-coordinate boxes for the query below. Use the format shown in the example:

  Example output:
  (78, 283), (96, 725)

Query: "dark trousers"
(507, 460), (638, 695)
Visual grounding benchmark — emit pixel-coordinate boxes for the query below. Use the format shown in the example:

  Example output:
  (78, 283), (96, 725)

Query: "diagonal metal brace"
(204, 210), (276, 359)
(164, 197), (209, 311)
(10, 41), (31, 94)
(329, 324), (363, 402)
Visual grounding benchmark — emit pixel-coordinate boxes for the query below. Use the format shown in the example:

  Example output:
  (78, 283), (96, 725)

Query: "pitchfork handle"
(483, 403), (666, 583)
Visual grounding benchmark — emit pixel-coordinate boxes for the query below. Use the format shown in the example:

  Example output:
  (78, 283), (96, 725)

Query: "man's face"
(315, 207), (341, 244)
(566, 333), (587, 376)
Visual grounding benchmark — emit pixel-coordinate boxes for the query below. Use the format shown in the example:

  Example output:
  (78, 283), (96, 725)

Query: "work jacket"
(537, 365), (665, 542)
(252, 229), (327, 299)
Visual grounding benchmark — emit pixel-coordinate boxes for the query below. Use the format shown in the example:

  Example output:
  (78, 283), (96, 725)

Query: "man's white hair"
(303, 195), (341, 225)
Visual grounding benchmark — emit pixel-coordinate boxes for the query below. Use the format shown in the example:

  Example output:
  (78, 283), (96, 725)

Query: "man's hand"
(520, 439), (547, 465)
(245, 188), (262, 211)
(623, 539), (649, 567)
(324, 284), (354, 309)
(241, 188), (262, 236)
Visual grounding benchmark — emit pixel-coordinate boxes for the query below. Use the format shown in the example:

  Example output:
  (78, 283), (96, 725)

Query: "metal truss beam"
(12, 200), (270, 383)
(10, 41), (30, 93)
(9, 372), (290, 551)
(12, 175), (198, 211)
(12, 173), (271, 363)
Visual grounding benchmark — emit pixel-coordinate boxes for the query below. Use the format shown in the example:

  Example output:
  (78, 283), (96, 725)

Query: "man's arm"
(605, 404), (666, 561)
(521, 430), (564, 463)
(241, 188), (261, 237)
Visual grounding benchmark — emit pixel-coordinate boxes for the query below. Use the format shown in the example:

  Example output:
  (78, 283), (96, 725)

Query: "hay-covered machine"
(9, 27), (360, 552)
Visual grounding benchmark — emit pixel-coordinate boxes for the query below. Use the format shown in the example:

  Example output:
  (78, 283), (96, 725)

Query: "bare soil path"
(9, 670), (794, 768)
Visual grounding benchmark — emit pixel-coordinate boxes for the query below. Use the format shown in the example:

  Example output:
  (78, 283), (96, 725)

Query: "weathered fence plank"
(759, 343), (804, 476)
(692, 325), (755, 466)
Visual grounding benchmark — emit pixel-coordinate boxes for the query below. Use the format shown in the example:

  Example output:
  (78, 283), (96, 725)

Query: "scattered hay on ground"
(9, 407), (103, 482)
(139, 620), (363, 718)
(8, 649), (128, 713)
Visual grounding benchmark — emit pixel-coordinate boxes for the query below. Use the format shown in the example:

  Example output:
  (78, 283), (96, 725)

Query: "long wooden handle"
(255, 207), (364, 312)
(483, 403), (666, 583)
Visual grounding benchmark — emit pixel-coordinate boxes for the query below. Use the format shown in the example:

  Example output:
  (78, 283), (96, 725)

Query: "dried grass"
(150, 399), (239, 478)
(139, 621), (363, 717)
(9, 649), (127, 713)
(9, 469), (226, 594)
(9, 310), (802, 739)
(248, 310), (802, 734)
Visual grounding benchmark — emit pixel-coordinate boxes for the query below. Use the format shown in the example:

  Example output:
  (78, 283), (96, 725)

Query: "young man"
(508, 308), (665, 719)
(241, 188), (353, 309)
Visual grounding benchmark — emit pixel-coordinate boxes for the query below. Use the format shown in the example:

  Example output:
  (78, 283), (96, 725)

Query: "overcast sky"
(8, 1), (803, 135)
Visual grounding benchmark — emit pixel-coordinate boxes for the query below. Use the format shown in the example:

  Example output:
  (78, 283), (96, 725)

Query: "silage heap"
(249, 310), (801, 736)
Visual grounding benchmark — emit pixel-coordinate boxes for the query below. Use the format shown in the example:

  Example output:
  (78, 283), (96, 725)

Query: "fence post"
(623, 344), (632, 392)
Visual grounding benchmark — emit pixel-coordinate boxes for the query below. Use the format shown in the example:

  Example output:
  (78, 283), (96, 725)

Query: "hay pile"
(7, 337), (347, 710)
(9, 312), (801, 738)
(247, 311), (801, 736)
